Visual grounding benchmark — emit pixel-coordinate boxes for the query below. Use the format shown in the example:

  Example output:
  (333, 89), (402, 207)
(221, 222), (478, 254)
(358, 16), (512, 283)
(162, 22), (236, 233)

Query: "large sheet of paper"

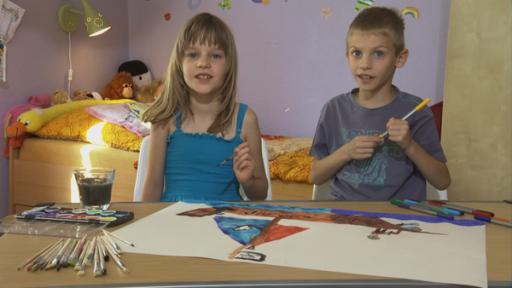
(114, 202), (487, 287)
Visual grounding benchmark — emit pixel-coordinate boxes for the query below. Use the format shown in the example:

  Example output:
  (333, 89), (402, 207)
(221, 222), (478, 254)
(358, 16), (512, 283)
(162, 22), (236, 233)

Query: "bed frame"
(8, 138), (313, 214)
(8, 138), (139, 213)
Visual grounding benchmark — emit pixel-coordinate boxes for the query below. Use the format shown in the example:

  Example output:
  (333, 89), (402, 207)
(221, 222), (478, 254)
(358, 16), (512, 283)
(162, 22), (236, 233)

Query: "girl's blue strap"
(175, 112), (182, 129)
(236, 103), (248, 135)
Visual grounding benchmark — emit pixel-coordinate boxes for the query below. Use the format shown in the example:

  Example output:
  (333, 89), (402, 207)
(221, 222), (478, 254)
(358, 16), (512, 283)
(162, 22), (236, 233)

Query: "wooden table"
(1, 201), (511, 287)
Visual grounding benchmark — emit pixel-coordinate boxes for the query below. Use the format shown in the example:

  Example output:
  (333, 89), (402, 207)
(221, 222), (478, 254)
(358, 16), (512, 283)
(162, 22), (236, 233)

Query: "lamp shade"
(81, 0), (111, 37)
(57, 4), (80, 33)
(57, 0), (111, 37)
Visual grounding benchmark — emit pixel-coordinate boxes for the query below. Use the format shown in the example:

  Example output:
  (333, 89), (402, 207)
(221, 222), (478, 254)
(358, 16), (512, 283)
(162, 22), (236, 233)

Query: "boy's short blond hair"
(347, 7), (405, 54)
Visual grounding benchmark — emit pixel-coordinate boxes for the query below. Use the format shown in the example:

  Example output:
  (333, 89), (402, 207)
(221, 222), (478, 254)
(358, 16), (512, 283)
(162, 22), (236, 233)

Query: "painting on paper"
(115, 201), (487, 287)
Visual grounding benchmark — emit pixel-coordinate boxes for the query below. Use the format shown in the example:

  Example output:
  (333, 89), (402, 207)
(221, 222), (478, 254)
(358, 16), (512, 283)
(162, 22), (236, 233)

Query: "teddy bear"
(72, 90), (103, 101)
(136, 79), (163, 103)
(51, 90), (70, 106)
(101, 72), (134, 100)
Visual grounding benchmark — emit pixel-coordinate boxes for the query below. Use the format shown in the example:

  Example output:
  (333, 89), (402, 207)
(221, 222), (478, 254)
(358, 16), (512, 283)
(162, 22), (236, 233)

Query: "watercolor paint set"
(16, 205), (134, 227)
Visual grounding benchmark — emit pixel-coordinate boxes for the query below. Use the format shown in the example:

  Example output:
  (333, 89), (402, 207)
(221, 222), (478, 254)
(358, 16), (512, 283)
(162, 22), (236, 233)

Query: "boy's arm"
(386, 117), (450, 190)
(310, 135), (382, 185)
(404, 140), (451, 190)
(236, 108), (268, 200)
(310, 146), (351, 185)
(141, 121), (168, 201)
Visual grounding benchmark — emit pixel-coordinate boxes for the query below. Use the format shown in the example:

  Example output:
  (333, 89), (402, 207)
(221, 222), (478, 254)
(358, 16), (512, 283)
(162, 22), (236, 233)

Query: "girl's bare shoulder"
(151, 116), (177, 136)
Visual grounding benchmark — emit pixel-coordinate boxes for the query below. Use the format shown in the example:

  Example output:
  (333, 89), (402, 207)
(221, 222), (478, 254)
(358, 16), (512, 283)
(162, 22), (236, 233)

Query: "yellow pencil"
(380, 98), (431, 138)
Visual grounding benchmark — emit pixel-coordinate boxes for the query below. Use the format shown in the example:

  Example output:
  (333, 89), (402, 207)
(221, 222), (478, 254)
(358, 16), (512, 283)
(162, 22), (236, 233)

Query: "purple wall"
(0, 0), (129, 217)
(0, 0), (450, 217)
(128, 0), (450, 137)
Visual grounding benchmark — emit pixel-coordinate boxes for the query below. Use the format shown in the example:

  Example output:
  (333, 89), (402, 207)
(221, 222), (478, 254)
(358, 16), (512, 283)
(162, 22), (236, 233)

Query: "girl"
(141, 13), (268, 201)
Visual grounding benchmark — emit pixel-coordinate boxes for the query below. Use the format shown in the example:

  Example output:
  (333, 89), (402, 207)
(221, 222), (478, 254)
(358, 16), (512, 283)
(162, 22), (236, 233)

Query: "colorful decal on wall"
(401, 6), (420, 20)
(354, 0), (374, 12)
(0, 0), (26, 83)
(252, 0), (270, 5)
(164, 12), (172, 21)
(321, 7), (332, 20)
(218, 0), (232, 10)
(187, 0), (202, 10)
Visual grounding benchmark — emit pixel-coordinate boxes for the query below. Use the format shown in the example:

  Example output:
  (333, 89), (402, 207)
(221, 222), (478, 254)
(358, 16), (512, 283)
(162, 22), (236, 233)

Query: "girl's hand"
(343, 135), (382, 160)
(233, 142), (255, 184)
(386, 117), (412, 149)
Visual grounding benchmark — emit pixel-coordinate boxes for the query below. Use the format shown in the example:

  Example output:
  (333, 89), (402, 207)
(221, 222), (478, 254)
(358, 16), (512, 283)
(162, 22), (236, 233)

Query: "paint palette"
(16, 205), (134, 227)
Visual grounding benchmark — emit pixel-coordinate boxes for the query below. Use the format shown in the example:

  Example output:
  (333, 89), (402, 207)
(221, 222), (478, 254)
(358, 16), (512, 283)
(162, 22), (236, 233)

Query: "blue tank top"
(161, 103), (247, 201)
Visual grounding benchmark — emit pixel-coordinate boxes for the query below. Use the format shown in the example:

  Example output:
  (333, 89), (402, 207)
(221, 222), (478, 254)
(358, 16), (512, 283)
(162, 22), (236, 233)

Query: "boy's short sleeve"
(310, 102), (330, 160)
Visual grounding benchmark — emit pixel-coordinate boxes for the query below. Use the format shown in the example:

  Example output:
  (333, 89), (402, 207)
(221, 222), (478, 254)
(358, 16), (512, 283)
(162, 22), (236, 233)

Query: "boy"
(310, 7), (450, 200)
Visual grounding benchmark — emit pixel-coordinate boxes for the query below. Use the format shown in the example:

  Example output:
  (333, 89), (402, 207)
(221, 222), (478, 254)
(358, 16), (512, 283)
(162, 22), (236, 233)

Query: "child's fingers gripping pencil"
(379, 98), (431, 138)
(218, 136), (248, 166)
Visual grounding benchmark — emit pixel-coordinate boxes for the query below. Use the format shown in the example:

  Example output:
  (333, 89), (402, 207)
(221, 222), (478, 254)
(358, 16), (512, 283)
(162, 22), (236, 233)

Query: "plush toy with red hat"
(118, 60), (152, 90)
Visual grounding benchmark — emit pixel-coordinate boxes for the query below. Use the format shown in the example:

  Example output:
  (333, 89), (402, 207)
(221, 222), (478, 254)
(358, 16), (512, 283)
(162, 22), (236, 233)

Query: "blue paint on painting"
(214, 216), (271, 245)
(182, 200), (483, 227)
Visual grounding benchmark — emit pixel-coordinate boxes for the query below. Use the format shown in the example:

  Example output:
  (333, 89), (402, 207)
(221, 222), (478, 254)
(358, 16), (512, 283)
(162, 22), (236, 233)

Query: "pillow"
(269, 148), (313, 183)
(85, 102), (150, 137)
(34, 108), (142, 152)
(266, 137), (313, 160)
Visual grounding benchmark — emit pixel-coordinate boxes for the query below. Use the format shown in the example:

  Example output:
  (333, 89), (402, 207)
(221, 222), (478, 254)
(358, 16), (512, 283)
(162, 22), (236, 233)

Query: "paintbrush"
(379, 98), (431, 138)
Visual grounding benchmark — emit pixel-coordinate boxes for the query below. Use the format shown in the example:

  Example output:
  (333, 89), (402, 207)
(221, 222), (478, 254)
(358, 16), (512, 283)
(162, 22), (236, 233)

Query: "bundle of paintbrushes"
(17, 229), (134, 277)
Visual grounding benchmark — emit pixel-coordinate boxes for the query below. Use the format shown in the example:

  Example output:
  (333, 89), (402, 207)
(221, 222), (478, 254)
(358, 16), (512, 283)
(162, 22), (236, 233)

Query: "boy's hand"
(343, 135), (382, 160)
(385, 117), (412, 149)
(233, 142), (255, 185)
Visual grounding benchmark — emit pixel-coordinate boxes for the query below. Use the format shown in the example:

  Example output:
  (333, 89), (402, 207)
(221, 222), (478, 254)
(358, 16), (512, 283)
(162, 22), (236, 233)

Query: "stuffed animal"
(4, 121), (27, 158)
(17, 99), (133, 133)
(118, 60), (152, 90)
(72, 90), (103, 101)
(51, 90), (70, 106)
(136, 79), (163, 103)
(101, 72), (134, 100)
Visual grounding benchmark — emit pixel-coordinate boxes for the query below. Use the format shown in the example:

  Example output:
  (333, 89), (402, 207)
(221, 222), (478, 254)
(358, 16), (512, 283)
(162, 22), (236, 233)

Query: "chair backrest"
(133, 137), (272, 201)
(133, 136), (150, 201)
(311, 178), (448, 201)
(312, 181), (331, 200)
(426, 182), (448, 200)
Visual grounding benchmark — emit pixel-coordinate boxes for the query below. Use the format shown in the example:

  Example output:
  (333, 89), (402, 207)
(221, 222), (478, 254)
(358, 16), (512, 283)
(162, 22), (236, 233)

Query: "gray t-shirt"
(310, 88), (446, 201)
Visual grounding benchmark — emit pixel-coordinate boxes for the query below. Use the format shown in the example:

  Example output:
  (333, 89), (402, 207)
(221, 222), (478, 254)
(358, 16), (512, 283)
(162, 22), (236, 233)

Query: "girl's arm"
(235, 108), (268, 200)
(141, 121), (169, 201)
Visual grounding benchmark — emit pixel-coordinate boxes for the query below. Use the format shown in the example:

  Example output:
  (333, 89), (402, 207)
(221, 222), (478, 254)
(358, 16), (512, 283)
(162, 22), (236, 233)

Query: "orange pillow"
(269, 148), (313, 183)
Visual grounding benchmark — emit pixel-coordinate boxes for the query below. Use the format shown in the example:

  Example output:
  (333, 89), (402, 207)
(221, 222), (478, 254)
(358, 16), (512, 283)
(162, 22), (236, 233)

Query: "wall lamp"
(57, 0), (111, 37)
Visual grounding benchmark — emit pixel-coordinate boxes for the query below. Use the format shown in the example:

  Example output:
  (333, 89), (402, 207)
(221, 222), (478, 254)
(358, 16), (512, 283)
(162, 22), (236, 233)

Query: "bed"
(7, 103), (314, 214)
(9, 138), (139, 213)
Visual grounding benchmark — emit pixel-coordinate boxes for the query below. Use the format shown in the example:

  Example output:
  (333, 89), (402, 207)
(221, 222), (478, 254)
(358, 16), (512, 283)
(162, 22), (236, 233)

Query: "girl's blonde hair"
(142, 13), (238, 135)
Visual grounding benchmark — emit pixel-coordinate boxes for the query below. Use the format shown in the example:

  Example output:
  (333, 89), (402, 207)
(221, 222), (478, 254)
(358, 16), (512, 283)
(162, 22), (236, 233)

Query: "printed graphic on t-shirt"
(340, 128), (405, 188)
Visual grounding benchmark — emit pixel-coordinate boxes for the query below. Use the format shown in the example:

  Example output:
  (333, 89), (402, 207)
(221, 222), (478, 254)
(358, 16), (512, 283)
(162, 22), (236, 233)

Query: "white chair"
(426, 182), (448, 200)
(133, 136), (151, 201)
(133, 137), (272, 201)
(312, 179), (447, 200)
(312, 181), (332, 200)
